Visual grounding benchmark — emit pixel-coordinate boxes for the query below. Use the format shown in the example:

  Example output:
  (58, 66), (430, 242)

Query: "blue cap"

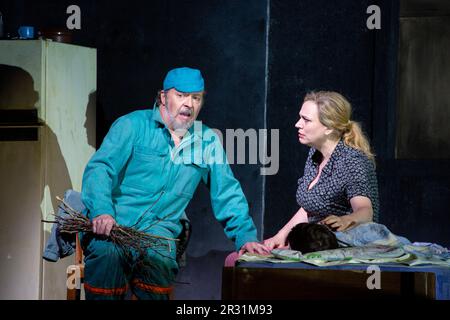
(163, 67), (204, 93)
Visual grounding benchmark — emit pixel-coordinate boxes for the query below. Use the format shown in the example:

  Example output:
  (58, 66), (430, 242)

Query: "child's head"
(287, 223), (339, 253)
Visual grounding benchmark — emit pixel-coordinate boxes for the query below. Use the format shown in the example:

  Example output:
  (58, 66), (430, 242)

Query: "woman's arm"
(264, 207), (308, 250)
(321, 196), (373, 231)
(348, 196), (374, 223)
(322, 151), (378, 232)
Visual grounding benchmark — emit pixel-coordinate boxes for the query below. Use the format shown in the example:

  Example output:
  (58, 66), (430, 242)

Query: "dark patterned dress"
(296, 140), (379, 223)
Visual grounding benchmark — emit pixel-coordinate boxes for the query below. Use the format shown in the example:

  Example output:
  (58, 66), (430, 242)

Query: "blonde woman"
(264, 91), (379, 250)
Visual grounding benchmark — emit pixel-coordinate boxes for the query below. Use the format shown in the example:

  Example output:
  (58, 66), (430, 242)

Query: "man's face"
(161, 88), (204, 133)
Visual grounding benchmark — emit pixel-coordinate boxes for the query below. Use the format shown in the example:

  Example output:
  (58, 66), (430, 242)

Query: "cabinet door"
(41, 41), (96, 300)
(0, 40), (96, 299)
(0, 40), (44, 300)
(0, 139), (43, 299)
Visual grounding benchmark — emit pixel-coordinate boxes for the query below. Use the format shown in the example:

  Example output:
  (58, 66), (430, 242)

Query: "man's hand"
(92, 214), (116, 236)
(239, 242), (271, 256)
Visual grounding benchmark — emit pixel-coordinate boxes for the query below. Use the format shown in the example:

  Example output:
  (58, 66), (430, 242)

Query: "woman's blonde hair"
(303, 91), (375, 163)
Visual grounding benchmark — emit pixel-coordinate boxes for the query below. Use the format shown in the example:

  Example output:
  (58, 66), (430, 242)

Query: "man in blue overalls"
(81, 67), (269, 299)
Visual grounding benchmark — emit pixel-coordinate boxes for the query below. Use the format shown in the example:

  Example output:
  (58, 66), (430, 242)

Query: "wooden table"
(222, 262), (450, 300)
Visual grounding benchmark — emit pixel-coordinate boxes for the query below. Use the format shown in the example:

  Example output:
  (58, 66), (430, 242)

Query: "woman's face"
(295, 101), (330, 147)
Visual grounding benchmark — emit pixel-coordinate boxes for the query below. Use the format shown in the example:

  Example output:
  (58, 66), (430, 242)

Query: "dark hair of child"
(287, 223), (339, 253)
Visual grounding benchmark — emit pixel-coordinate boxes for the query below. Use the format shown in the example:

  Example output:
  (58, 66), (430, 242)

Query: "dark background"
(1, 0), (449, 299)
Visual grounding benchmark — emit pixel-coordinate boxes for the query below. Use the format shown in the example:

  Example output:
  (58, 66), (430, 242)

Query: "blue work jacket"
(81, 106), (257, 251)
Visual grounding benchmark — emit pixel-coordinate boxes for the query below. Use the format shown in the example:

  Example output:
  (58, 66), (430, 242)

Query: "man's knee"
(84, 238), (123, 264)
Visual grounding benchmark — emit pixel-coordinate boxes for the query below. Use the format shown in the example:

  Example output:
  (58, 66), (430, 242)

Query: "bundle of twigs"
(43, 196), (178, 261)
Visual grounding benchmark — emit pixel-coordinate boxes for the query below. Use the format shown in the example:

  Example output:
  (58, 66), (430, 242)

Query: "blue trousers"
(81, 226), (179, 300)
(43, 190), (179, 299)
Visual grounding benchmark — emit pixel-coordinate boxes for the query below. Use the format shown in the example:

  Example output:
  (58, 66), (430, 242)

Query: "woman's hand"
(263, 232), (289, 251)
(239, 242), (271, 255)
(320, 215), (356, 232)
(263, 207), (308, 251)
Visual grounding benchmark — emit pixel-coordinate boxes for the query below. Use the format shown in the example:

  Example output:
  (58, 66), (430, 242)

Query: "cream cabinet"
(0, 40), (96, 299)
